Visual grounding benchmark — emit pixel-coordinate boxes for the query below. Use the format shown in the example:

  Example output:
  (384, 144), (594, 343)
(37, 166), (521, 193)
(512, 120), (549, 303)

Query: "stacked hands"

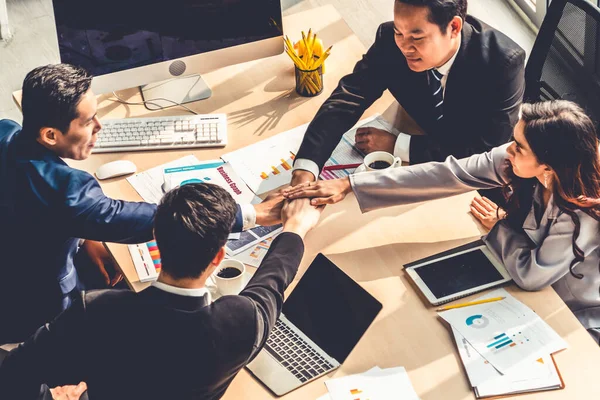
(231, 129), (508, 240)
(276, 170), (505, 231)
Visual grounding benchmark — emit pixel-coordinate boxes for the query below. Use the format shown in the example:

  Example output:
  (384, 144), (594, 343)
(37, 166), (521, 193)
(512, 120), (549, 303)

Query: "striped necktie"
(428, 69), (444, 121)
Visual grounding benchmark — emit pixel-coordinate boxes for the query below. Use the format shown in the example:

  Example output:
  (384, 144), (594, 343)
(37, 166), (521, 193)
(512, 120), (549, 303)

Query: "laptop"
(246, 253), (382, 396)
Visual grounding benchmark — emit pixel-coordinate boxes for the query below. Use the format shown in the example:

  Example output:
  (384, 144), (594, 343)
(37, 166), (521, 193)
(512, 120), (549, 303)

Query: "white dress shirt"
(393, 38), (460, 163)
(293, 38), (461, 179)
(240, 204), (257, 230)
(152, 280), (212, 304)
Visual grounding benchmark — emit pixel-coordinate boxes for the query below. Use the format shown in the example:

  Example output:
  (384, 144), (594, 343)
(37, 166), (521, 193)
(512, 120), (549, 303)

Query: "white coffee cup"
(214, 259), (246, 296)
(363, 151), (402, 172)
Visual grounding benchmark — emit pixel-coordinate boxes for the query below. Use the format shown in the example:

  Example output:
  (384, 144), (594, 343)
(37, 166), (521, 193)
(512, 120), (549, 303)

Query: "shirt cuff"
(240, 203), (257, 230)
(393, 132), (411, 164)
(292, 158), (319, 181)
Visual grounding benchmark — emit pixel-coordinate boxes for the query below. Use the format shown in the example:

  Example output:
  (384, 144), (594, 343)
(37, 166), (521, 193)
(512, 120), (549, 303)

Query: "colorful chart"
(486, 332), (516, 350)
(260, 152), (295, 180)
(146, 240), (162, 272)
(349, 388), (370, 400)
(466, 314), (490, 329)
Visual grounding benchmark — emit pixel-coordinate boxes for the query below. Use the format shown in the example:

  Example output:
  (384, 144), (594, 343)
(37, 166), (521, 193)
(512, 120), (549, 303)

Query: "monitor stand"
(139, 74), (212, 111)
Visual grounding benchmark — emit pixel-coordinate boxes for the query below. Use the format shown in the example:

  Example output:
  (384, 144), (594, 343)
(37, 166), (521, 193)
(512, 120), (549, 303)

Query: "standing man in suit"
(0, 184), (323, 400)
(0, 64), (283, 344)
(291, 0), (525, 185)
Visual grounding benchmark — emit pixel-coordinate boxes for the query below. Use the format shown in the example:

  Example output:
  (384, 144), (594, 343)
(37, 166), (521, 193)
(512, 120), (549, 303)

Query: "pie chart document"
(438, 288), (567, 374)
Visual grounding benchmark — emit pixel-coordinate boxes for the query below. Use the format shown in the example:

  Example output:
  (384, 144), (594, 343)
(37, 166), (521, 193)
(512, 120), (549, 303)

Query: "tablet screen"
(414, 249), (504, 298)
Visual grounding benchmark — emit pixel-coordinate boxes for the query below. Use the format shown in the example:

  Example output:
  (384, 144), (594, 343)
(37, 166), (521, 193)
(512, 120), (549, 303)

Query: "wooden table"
(13, 5), (600, 399)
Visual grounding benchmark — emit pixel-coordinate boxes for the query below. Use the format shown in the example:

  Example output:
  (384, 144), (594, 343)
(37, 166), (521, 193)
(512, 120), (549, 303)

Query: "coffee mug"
(363, 151), (402, 172)
(214, 259), (246, 296)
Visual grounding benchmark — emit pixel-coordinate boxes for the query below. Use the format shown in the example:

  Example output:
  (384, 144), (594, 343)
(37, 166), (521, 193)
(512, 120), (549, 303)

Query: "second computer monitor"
(52, 0), (283, 108)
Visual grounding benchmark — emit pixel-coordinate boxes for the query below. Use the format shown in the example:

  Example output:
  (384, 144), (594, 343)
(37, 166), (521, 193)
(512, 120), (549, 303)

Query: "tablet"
(405, 244), (511, 306)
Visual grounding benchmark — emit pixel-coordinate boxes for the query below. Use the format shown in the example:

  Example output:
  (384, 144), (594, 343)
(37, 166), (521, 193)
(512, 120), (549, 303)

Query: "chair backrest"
(524, 0), (600, 128)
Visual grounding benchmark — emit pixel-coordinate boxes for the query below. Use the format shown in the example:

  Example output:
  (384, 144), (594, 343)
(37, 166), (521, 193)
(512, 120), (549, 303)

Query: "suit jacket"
(296, 16), (526, 169)
(0, 232), (305, 400)
(0, 120), (244, 344)
(350, 144), (600, 337)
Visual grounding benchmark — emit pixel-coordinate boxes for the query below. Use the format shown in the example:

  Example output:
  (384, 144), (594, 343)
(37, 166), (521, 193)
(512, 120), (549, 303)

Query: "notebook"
(404, 240), (511, 305)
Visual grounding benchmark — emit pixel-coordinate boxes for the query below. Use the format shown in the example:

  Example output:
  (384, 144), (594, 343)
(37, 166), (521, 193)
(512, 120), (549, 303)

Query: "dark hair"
(503, 100), (600, 280)
(396, 0), (467, 33)
(21, 64), (93, 140)
(154, 183), (237, 280)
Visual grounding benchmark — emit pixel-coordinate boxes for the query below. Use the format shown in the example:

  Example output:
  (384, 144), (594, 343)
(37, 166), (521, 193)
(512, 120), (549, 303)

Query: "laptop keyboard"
(264, 320), (335, 383)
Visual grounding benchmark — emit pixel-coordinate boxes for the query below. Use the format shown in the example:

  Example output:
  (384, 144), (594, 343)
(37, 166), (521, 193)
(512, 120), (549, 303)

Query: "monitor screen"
(283, 254), (382, 363)
(52, 0), (283, 76)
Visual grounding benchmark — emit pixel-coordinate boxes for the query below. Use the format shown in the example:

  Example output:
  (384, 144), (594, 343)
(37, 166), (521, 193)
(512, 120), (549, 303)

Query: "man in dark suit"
(0, 183), (323, 400)
(291, 0), (525, 185)
(0, 64), (282, 344)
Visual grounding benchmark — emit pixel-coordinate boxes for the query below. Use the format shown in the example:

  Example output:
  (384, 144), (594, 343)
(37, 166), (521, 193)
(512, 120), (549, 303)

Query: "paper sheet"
(234, 235), (278, 267)
(226, 224), (282, 256)
(221, 114), (396, 194)
(221, 124), (307, 195)
(319, 115), (390, 180)
(325, 366), (419, 400)
(439, 289), (567, 374)
(127, 155), (200, 204)
(128, 241), (161, 282)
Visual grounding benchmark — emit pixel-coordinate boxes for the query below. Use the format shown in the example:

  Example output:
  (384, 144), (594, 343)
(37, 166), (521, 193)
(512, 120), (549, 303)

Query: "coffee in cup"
(368, 160), (392, 170)
(214, 259), (246, 296)
(363, 151), (402, 172)
(217, 267), (242, 279)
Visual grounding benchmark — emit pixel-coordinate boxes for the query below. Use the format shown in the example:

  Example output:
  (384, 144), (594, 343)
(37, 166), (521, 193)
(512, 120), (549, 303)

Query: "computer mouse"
(95, 160), (137, 180)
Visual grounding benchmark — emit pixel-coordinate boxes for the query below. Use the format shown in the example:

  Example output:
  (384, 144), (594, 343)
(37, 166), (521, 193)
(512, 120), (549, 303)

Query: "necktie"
(428, 69), (444, 121)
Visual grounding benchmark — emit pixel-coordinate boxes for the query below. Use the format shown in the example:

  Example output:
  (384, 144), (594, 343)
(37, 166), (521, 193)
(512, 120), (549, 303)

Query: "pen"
(322, 163), (362, 171)
(436, 296), (505, 312)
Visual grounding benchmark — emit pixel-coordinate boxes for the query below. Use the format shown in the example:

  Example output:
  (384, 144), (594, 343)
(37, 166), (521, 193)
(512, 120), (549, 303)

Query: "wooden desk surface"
(13, 5), (600, 398)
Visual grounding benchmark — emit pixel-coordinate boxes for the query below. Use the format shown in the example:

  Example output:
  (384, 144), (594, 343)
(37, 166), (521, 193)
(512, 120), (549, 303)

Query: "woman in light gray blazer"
(284, 100), (600, 343)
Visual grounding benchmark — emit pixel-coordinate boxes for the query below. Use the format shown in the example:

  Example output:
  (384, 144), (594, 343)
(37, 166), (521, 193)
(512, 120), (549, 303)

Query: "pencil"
(436, 296), (505, 312)
(322, 163), (362, 171)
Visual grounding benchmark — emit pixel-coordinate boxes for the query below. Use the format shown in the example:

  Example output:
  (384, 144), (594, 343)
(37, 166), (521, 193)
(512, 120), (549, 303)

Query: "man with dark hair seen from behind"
(0, 184), (323, 400)
(0, 64), (283, 344)
(291, 0), (525, 186)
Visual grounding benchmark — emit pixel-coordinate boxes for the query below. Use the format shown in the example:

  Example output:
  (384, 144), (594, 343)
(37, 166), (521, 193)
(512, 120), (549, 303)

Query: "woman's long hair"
(503, 100), (600, 280)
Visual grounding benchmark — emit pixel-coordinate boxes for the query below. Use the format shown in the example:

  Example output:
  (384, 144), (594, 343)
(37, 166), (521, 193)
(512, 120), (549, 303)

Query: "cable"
(110, 91), (198, 115)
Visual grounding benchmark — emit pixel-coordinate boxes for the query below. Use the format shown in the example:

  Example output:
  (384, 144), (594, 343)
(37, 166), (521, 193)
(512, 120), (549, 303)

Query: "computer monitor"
(52, 0), (283, 110)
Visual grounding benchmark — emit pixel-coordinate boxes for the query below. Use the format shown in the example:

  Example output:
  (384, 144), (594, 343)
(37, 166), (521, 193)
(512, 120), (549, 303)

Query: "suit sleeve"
(61, 170), (245, 242)
(483, 210), (598, 291)
(350, 143), (511, 212)
(409, 48), (525, 164)
(238, 232), (305, 360)
(295, 24), (390, 171)
(0, 298), (86, 400)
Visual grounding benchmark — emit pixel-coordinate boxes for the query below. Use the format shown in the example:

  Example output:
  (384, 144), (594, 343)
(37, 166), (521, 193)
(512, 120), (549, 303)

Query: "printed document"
(221, 115), (393, 194)
(439, 289), (567, 374)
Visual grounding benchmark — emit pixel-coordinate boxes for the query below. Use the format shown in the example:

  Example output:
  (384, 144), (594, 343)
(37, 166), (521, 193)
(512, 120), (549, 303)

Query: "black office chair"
(524, 0), (600, 129)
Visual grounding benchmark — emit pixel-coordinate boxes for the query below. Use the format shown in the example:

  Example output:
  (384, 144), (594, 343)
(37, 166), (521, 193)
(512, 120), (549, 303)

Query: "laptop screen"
(282, 254), (382, 363)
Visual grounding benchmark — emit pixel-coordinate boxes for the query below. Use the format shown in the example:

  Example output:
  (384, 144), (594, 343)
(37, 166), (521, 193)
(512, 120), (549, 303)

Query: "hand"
(355, 127), (396, 154)
(290, 169), (316, 187)
(50, 382), (87, 400)
(470, 196), (506, 230)
(282, 178), (352, 206)
(281, 199), (324, 237)
(254, 191), (285, 226)
(81, 240), (123, 287)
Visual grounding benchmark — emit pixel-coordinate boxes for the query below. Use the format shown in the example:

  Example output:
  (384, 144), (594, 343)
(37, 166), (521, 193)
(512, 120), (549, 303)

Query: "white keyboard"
(93, 114), (227, 153)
